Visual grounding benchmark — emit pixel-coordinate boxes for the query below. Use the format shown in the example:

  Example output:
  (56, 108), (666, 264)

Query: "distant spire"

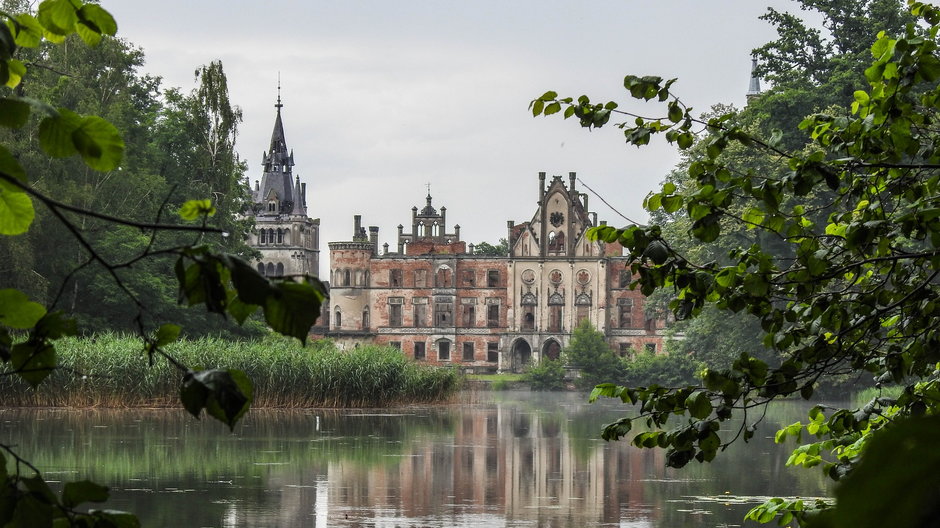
(747, 59), (761, 100)
(275, 72), (283, 112)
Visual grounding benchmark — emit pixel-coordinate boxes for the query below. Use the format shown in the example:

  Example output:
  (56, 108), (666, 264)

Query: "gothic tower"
(249, 91), (320, 278)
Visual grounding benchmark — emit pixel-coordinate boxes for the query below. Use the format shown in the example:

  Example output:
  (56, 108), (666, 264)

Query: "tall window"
(463, 342), (474, 361)
(389, 298), (403, 327)
(462, 270), (475, 286)
(438, 341), (451, 361)
(619, 270), (631, 288)
(414, 341), (425, 359)
(259, 230), (267, 244)
(277, 229), (284, 244)
(576, 305), (589, 324)
(414, 303), (427, 328)
(618, 298), (633, 328)
(334, 306), (342, 328)
(487, 304), (500, 327)
(487, 270), (500, 287)
(487, 342), (499, 362)
(434, 300), (453, 326)
(390, 269), (403, 287)
(548, 305), (562, 332)
(361, 307), (370, 330)
(522, 306), (535, 331)
(414, 269), (427, 288)
(462, 304), (475, 327)
(436, 267), (452, 287)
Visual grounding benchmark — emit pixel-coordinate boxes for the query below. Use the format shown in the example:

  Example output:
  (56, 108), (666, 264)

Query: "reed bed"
(0, 335), (462, 408)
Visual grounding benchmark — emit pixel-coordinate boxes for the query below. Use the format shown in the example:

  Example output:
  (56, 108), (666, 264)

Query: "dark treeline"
(0, 6), (256, 336)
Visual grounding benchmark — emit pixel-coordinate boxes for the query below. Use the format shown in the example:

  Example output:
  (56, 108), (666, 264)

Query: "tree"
(0, 2), (325, 526)
(565, 320), (624, 390)
(522, 357), (566, 391)
(473, 237), (509, 256)
(531, 2), (940, 526)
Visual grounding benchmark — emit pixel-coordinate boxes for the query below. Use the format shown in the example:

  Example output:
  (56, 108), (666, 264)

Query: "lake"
(0, 391), (830, 527)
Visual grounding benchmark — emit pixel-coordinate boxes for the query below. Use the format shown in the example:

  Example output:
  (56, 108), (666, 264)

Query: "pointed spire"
(747, 58), (761, 100)
(255, 84), (297, 214)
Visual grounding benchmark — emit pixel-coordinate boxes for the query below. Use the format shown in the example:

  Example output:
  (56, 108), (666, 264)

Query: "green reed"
(0, 335), (462, 408)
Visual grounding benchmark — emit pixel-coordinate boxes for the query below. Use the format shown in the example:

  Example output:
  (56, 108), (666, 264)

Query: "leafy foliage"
(473, 238), (509, 256)
(533, 1), (940, 525)
(0, 2), (327, 525)
(565, 320), (624, 390)
(523, 358), (566, 391)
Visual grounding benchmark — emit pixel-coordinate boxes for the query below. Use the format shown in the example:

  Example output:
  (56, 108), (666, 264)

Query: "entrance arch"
(542, 339), (561, 361)
(510, 339), (532, 373)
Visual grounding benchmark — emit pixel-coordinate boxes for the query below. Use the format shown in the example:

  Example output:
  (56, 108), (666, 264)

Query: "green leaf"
(10, 342), (56, 387)
(72, 115), (124, 171)
(181, 369), (253, 431)
(687, 391), (713, 420)
(62, 480), (109, 508)
(38, 110), (81, 158)
(833, 416), (940, 528)
(9, 14), (44, 48)
(0, 289), (46, 329)
(10, 494), (53, 528)
(2, 58), (25, 88)
(154, 324), (180, 346)
(179, 199), (216, 220)
(543, 101), (561, 115)
(0, 145), (26, 185)
(0, 186), (34, 235)
(263, 281), (326, 343)
(33, 311), (76, 339)
(37, 0), (78, 36)
(0, 98), (30, 128)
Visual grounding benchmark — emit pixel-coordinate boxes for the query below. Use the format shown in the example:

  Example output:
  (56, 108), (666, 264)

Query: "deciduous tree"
(531, 2), (940, 526)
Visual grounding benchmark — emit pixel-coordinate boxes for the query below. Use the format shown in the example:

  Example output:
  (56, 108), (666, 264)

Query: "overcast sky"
(107, 0), (799, 276)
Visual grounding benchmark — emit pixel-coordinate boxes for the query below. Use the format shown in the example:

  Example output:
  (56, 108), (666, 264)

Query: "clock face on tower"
(550, 211), (564, 227)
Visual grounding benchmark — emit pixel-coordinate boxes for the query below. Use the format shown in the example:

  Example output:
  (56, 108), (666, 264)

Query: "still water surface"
(1, 392), (829, 527)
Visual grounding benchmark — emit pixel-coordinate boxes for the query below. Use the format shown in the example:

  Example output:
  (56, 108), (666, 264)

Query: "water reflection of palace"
(244, 402), (668, 527)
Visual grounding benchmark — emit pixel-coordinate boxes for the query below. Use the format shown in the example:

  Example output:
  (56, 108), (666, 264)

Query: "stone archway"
(542, 339), (561, 361)
(510, 339), (532, 373)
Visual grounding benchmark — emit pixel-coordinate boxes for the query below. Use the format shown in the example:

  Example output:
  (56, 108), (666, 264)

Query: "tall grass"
(854, 384), (905, 407)
(0, 335), (462, 408)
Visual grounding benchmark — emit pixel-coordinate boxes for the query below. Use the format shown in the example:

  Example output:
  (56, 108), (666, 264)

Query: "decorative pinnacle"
(275, 73), (283, 110)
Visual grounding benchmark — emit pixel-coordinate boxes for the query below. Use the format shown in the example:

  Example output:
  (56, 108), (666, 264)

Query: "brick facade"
(323, 172), (666, 372)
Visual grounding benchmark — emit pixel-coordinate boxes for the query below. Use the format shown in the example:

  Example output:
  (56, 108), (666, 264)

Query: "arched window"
(344, 269), (351, 286)
(275, 263), (284, 276)
(334, 306), (342, 328)
(257, 263), (265, 275)
(277, 229), (284, 244)
(362, 307), (370, 330)
(266, 263), (275, 276)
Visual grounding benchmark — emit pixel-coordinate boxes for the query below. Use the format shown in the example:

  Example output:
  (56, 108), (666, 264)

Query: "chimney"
(353, 215), (362, 239)
(369, 226), (379, 247)
(468, 243), (475, 253)
(383, 242), (390, 255)
(454, 224), (460, 240)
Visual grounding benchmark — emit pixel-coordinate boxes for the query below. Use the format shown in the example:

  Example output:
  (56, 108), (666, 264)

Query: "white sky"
(107, 0), (797, 276)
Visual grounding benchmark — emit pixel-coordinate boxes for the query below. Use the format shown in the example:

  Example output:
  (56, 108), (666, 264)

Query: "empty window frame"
(487, 342), (499, 363)
(463, 342), (474, 361)
(487, 270), (500, 287)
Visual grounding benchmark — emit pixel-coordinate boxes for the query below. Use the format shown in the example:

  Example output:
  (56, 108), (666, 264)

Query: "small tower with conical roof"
(248, 85), (320, 279)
